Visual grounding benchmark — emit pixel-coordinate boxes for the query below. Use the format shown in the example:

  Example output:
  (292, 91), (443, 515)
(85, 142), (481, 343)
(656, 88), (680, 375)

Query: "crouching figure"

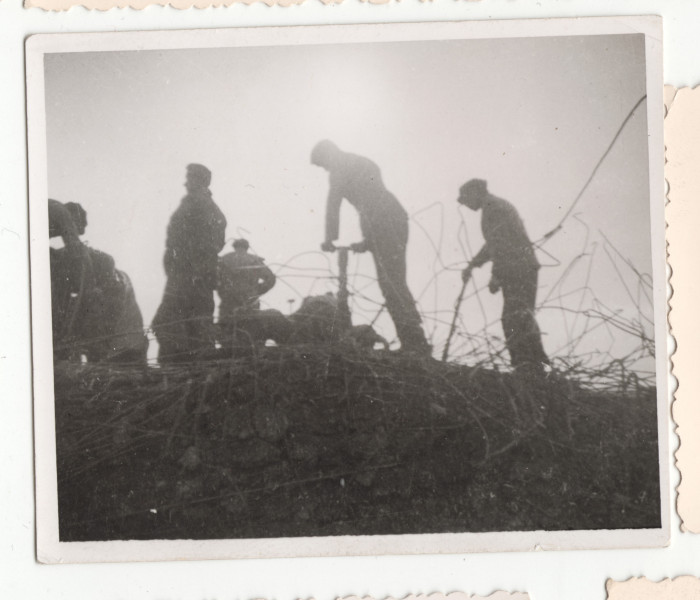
(49, 199), (148, 363)
(216, 239), (286, 352)
(287, 293), (388, 350)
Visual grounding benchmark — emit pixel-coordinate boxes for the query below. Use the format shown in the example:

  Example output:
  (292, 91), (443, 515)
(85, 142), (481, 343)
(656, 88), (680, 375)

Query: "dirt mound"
(53, 347), (660, 541)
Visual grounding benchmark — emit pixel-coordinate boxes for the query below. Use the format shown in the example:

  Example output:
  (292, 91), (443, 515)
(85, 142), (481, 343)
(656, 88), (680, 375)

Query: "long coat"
(163, 189), (227, 285)
(153, 188), (227, 363)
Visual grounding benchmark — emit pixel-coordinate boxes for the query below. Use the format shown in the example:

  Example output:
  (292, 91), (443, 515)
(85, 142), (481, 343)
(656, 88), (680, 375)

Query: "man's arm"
(256, 263), (276, 296)
(212, 206), (227, 254)
(48, 199), (80, 247)
(469, 244), (491, 269)
(324, 179), (343, 248)
(162, 212), (180, 275)
(462, 243), (490, 283)
(215, 257), (228, 293)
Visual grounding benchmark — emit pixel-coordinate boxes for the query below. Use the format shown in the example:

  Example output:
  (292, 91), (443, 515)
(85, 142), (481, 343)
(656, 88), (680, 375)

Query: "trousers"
(369, 218), (429, 353)
(499, 266), (549, 368)
(152, 272), (215, 363)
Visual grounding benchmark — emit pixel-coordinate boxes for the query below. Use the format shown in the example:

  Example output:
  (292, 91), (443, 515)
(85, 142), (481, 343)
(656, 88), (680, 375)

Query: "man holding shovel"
(457, 178), (549, 370)
(311, 139), (430, 356)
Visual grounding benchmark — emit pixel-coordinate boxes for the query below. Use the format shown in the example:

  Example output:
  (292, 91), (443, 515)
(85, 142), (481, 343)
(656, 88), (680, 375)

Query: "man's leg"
(179, 276), (214, 360)
(501, 269), (549, 368)
(372, 222), (429, 353)
(502, 270), (569, 435)
(501, 270), (545, 429)
(152, 276), (189, 364)
(109, 270), (149, 364)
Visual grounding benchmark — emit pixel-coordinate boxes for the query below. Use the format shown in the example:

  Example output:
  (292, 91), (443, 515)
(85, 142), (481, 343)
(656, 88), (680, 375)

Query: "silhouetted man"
(60, 201), (148, 363)
(218, 238), (276, 316)
(311, 140), (429, 355)
(49, 198), (82, 248)
(49, 199), (91, 353)
(153, 164), (227, 363)
(64, 201), (118, 292)
(216, 239), (281, 351)
(458, 178), (549, 369)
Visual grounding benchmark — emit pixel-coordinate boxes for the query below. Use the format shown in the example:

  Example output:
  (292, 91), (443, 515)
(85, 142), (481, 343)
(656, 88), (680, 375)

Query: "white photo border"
(26, 16), (669, 564)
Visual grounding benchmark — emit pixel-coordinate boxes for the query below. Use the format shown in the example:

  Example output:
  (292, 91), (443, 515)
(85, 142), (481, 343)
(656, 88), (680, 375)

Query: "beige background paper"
(605, 81), (700, 600)
(607, 576), (700, 599)
(665, 85), (700, 533)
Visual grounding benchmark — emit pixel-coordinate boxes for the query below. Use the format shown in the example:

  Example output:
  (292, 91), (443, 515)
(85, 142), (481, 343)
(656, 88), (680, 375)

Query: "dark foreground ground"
(53, 347), (661, 541)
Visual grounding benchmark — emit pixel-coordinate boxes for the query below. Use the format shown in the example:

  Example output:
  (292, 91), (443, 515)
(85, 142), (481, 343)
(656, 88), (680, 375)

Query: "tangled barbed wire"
(55, 94), (655, 395)
(58, 196), (654, 395)
(251, 204), (655, 394)
(52, 199), (656, 400)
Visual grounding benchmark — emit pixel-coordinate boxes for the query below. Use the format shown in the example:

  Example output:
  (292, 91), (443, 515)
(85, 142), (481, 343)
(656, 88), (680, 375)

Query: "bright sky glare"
(44, 33), (654, 372)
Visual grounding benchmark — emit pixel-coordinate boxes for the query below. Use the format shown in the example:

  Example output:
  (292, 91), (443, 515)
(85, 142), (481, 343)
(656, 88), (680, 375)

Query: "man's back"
(218, 251), (274, 311)
(481, 196), (538, 273)
(330, 152), (406, 217)
(326, 151), (407, 245)
(219, 252), (266, 287)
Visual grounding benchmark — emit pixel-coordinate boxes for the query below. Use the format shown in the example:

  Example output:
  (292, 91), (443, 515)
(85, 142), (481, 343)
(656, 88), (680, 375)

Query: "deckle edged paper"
(22, 0), (474, 12)
(23, 0), (307, 11)
(334, 594), (529, 600)
(607, 576), (700, 599)
(27, 18), (668, 564)
(665, 85), (700, 533)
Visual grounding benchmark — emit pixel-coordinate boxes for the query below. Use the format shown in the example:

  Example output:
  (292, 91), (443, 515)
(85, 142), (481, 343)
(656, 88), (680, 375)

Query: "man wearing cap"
(216, 238), (279, 350)
(217, 238), (276, 317)
(458, 178), (549, 369)
(153, 163), (227, 363)
(311, 139), (430, 355)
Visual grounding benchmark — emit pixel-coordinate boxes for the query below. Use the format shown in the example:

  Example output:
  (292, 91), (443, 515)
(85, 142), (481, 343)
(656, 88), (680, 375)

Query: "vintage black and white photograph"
(27, 18), (667, 561)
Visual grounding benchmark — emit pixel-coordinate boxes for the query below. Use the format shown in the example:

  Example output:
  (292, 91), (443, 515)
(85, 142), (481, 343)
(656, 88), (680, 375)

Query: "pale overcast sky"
(44, 33), (654, 372)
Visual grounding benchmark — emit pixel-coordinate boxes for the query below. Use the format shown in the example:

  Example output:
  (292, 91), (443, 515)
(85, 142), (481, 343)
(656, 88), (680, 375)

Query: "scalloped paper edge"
(23, 0), (481, 11)
(664, 85), (700, 533)
(607, 576), (700, 599)
(326, 594), (529, 600)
